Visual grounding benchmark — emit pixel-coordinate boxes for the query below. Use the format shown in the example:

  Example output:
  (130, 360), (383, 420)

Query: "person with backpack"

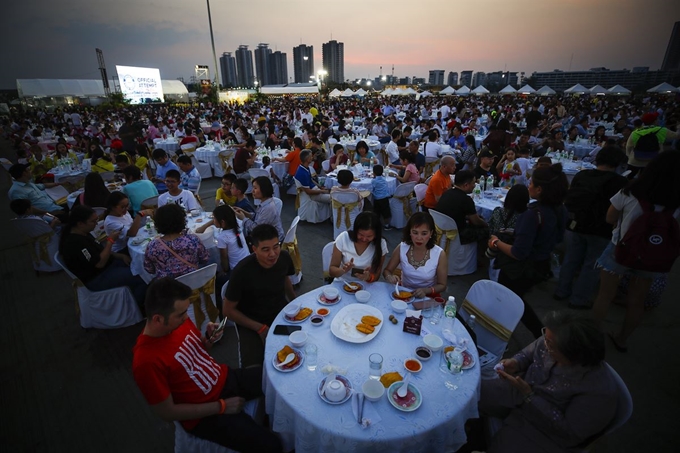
(592, 151), (680, 353)
(554, 146), (628, 308)
(487, 163), (569, 338)
(625, 112), (679, 179)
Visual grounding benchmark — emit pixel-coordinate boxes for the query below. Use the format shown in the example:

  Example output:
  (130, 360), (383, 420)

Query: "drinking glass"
(368, 353), (383, 380)
(421, 299), (435, 319)
(305, 343), (318, 371)
(430, 303), (442, 325)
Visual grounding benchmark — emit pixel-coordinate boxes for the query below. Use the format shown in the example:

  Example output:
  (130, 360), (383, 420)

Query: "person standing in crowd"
(624, 112), (679, 179)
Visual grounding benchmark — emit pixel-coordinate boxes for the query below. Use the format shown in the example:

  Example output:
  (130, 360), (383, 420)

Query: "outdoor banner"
(115, 65), (164, 104)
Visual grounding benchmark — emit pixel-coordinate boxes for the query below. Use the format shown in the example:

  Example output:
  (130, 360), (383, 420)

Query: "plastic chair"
(283, 216), (303, 285)
(429, 209), (477, 276)
(99, 171), (116, 182)
(388, 182), (417, 228)
(218, 150), (235, 178)
(321, 159), (331, 174)
(414, 183), (428, 212)
(140, 195), (159, 210)
(44, 184), (70, 205)
(294, 178), (331, 224)
(330, 191), (362, 239)
(11, 218), (61, 273)
(321, 241), (334, 280)
(54, 252), (144, 329)
(422, 158), (440, 181)
(183, 146), (212, 180)
(458, 279), (524, 378)
(175, 263), (219, 336)
(92, 207), (107, 220)
(272, 197), (283, 216)
(194, 226), (216, 250)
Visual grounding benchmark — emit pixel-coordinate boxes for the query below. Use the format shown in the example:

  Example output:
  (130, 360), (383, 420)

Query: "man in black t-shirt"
(434, 170), (489, 245)
(473, 148), (500, 186)
(224, 224), (296, 366)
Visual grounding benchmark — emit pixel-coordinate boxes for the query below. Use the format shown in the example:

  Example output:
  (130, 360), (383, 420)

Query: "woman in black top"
(59, 205), (147, 308)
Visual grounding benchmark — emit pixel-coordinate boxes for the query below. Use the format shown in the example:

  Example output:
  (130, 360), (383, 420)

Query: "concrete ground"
(1, 139), (678, 452)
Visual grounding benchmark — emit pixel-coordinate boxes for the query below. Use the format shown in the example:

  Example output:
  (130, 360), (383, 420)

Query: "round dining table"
(152, 138), (180, 155)
(323, 173), (397, 196)
(263, 280), (481, 453)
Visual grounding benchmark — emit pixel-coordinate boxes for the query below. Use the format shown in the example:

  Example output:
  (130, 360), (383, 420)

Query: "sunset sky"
(2, 0), (677, 88)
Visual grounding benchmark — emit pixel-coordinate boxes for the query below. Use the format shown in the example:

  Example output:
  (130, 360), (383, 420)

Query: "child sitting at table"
(261, 156), (281, 185)
(215, 173), (237, 206)
(232, 178), (255, 214)
(331, 169), (364, 210)
(371, 165), (393, 230)
(10, 198), (61, 230)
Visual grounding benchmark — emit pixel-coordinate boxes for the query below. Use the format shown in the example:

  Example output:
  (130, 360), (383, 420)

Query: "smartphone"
(350, 267), (364, 277)
(273, 325), (302, 336)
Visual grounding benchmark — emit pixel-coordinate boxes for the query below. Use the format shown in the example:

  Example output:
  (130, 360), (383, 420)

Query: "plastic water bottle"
(473, 183), (481, 200)
(486, 175), (494, 191)
(442, 296), (457, 337)
(467, 315), (477, 332)
(568, 150), (574, 161)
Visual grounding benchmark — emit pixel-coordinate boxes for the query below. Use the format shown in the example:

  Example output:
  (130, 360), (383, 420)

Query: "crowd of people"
(4, 91), (680, 452)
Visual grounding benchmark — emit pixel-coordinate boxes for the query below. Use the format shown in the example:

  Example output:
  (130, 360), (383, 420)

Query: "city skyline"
(1, 0), (678, 89)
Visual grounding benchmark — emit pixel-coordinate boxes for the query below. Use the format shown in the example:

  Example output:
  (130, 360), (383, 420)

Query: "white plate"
(340, 282), (364, 294)
(317, 292), (342, 306)
(283, 308), (313, 324)
(462, 350), (475, 370)
(272, 348), (304, 373)
(317, 374), (353, 405)
(391, 291), (415, 303)
(330, 303), (383, 343)
(387, 382), (422, 412)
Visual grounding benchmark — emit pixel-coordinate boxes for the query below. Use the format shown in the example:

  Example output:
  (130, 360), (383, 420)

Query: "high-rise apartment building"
(235, 45), (255, 87)
(270, 51), (288, 84)
(254, 43), (273, 86)
(219, 52), (238, 88)
(447, 71), (458, 86)
(293, 44), (314, 83)
(428, 70), (445, 86)
(460, 70), (473, 87)
(662, 21), (680, 71)
(472, 72), (487, 87)
(322, 40), (344, 84)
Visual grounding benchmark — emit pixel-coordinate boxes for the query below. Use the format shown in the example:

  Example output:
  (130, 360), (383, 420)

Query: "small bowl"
(289, 330), (307, 348)
(362, 379), (385, 402)
(323, 287), (339, 302)
(415, 346), (432, 361)
(310, 315), (324, 326)
(404, 358), (423, 373)
(283, 304), (301, 318)
(190, 209), (200, 217)
(325, 379), (347, 402)
(423, 334), (443, 351)
(355, 290), (371, 303)
(316, 308), (330, 317)
(391, 300), (407, 314)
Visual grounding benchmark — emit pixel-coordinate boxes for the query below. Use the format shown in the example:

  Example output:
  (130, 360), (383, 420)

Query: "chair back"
(602, 362), (633, 434)
(422, 158), (440, 180)
(100, 171), (116, 182)
(92, 207), (107, 220)
(388, 182), (417, 228)
(193, 226), (216, 249)
(218, 150), (234, 175)
(175, 263), (219, 335)
(11, 218), (61, 272)
(321, 159), (330, 173)
(248, 168), (269, 179)
(272, 197), (283, 216)
(181, 144), (197, 153)
(44, 185), (70, 205)
(414, 183), (428, 210)
(284, 215), (300, 244)
(459, 280), (524, 372)
(393, 181), (416, 198)
(321, 241), (335, 279)
(330, 191), (362, 239)
(140, 195), (159, 210)
(283, 216), (303, 285)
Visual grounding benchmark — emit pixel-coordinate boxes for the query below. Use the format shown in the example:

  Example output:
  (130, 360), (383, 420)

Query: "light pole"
(206, 0), (219, 88)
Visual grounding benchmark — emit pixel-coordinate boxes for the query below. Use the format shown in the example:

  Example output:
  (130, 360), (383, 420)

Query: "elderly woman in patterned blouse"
(479, 310), (618, 453)
(143, 203), (209, 278)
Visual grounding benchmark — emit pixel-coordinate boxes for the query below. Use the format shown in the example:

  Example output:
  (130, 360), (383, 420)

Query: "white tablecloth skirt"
(263, 281), (480, 453)
(153, 138), (180, 154)
(324, 175), (397, 196)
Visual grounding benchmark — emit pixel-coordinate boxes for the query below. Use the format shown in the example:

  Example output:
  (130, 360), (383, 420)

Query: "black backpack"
(633, 127), (661, 161)
(565, 171), (626, 237)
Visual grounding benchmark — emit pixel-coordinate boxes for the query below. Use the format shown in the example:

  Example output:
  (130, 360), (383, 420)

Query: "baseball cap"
(641, 112), (659, 125)
(478, 148), (494, 159)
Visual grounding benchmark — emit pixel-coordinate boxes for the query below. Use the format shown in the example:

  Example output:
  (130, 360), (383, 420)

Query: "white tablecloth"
(195, 145), (229, 174)
(323, 174), (397, 196)
(563, 142), (598, 159)
(38, 136), (76, 152)
(338, 138), (383, 153)
(128, 214), (219, 283)
(473, 189), (505, 222)
(153, 138), (180, 154)
(52, 170), (88, 184)
(264, 281), (481, 453)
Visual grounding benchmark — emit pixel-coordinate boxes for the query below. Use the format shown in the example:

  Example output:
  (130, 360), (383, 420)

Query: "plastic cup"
(305, 343), (318, 371)
(368, 353), (383, 380)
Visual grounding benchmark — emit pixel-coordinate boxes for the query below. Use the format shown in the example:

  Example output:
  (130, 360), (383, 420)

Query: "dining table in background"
(37, 135), (77, 152)
(323, 171), (397, 197)
(263, 280), (481, 453)
(152, 138), (180, 155)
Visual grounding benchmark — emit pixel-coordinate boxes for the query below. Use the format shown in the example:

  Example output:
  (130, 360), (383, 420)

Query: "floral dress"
(144, 232), (210, 278)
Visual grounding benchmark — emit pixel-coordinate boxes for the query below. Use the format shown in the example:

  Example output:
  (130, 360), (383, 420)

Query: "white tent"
(419, 90), (433, 97)
(499, 85), (517, 94)
(381, 88), (393, 96)
(536, 85), (556, 96)
(329, 88), (342, 97)
(17, 78), (189, 101)
(647, 82), (678, 93)
(341, 88), (355, 97)
(608, 84), (631, 95)
(456, 85), (471, 95)
(517, 84), (536, 94)
(404, 87), (418, 95)
(354, 88), (367, 97)
(564, 83), (590, 94)
(390, 87), (405, 96)
(471, 85), (490, 95)
(439, 86), (455, 95)
(260, 84), (319, 95)
(589, 85), (608, 95)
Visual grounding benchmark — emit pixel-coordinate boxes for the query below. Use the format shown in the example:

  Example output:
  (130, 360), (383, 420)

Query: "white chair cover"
(54, 252), (143, 329)
(175, 264), (219, 336)
(272, 197), (283, 216)
(140, 195), (159, 210)
(44, 184), (70, 204)
(330, 191), (362, 239)
(414, 183), (428, 211)
(194, 226), (216, 249)
(283, 216), (303, 285)
(388, 181), (417, 228)
(429, 210), (477, 276)
(187, 153), (212, 179)
(321, 241), (334, 279)
(11, 218), (61, 272)
(458, 280), (523, 379)
(294, 178), (331, 224)
(321, 159), (330, 174)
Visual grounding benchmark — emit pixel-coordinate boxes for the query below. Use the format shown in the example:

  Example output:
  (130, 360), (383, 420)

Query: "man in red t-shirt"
(179, 128), (199, 147)
(233, 139), (256, 177)
(424, 155), (456, 209)
(132, 278), (281, 452)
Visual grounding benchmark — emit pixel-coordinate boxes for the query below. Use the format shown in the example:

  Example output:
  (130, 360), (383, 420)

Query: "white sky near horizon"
(1, 0), (677, 88)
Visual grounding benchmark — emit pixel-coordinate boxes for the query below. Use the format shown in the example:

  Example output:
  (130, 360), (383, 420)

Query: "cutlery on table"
(357, 392), (365, 424)
(339, 278), (358, 290)
(279, 353), (296, 367)
(397, 372), (411, 398)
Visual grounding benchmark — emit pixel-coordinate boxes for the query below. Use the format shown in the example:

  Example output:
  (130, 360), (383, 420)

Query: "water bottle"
(473, 183), (481, 200)
(486, 175), (494, 191)
(467, 315), (476, 332)
(442, 296), (457, 337)
(568, 150), (574, 161)
(546, 147), (552, 157)
(218, 199), (225, 206)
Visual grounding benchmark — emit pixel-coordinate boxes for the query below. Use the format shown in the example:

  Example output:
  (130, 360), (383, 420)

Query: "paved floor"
(1, 140), (678, 452)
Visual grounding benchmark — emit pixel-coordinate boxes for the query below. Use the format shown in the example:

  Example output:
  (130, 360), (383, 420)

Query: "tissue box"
(403, 310), (423, 335)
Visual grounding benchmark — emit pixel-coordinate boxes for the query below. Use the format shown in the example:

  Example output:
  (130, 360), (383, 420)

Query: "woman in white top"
(329, 212), (388, 283)
(383, 212), (448, 299)
(423, 130), (442, 162)
(103, 191), (152, 253)
(196, 205), (249, 279)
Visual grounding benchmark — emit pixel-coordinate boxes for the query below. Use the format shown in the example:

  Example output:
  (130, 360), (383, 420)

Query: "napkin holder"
(403, 309), (423, 335)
